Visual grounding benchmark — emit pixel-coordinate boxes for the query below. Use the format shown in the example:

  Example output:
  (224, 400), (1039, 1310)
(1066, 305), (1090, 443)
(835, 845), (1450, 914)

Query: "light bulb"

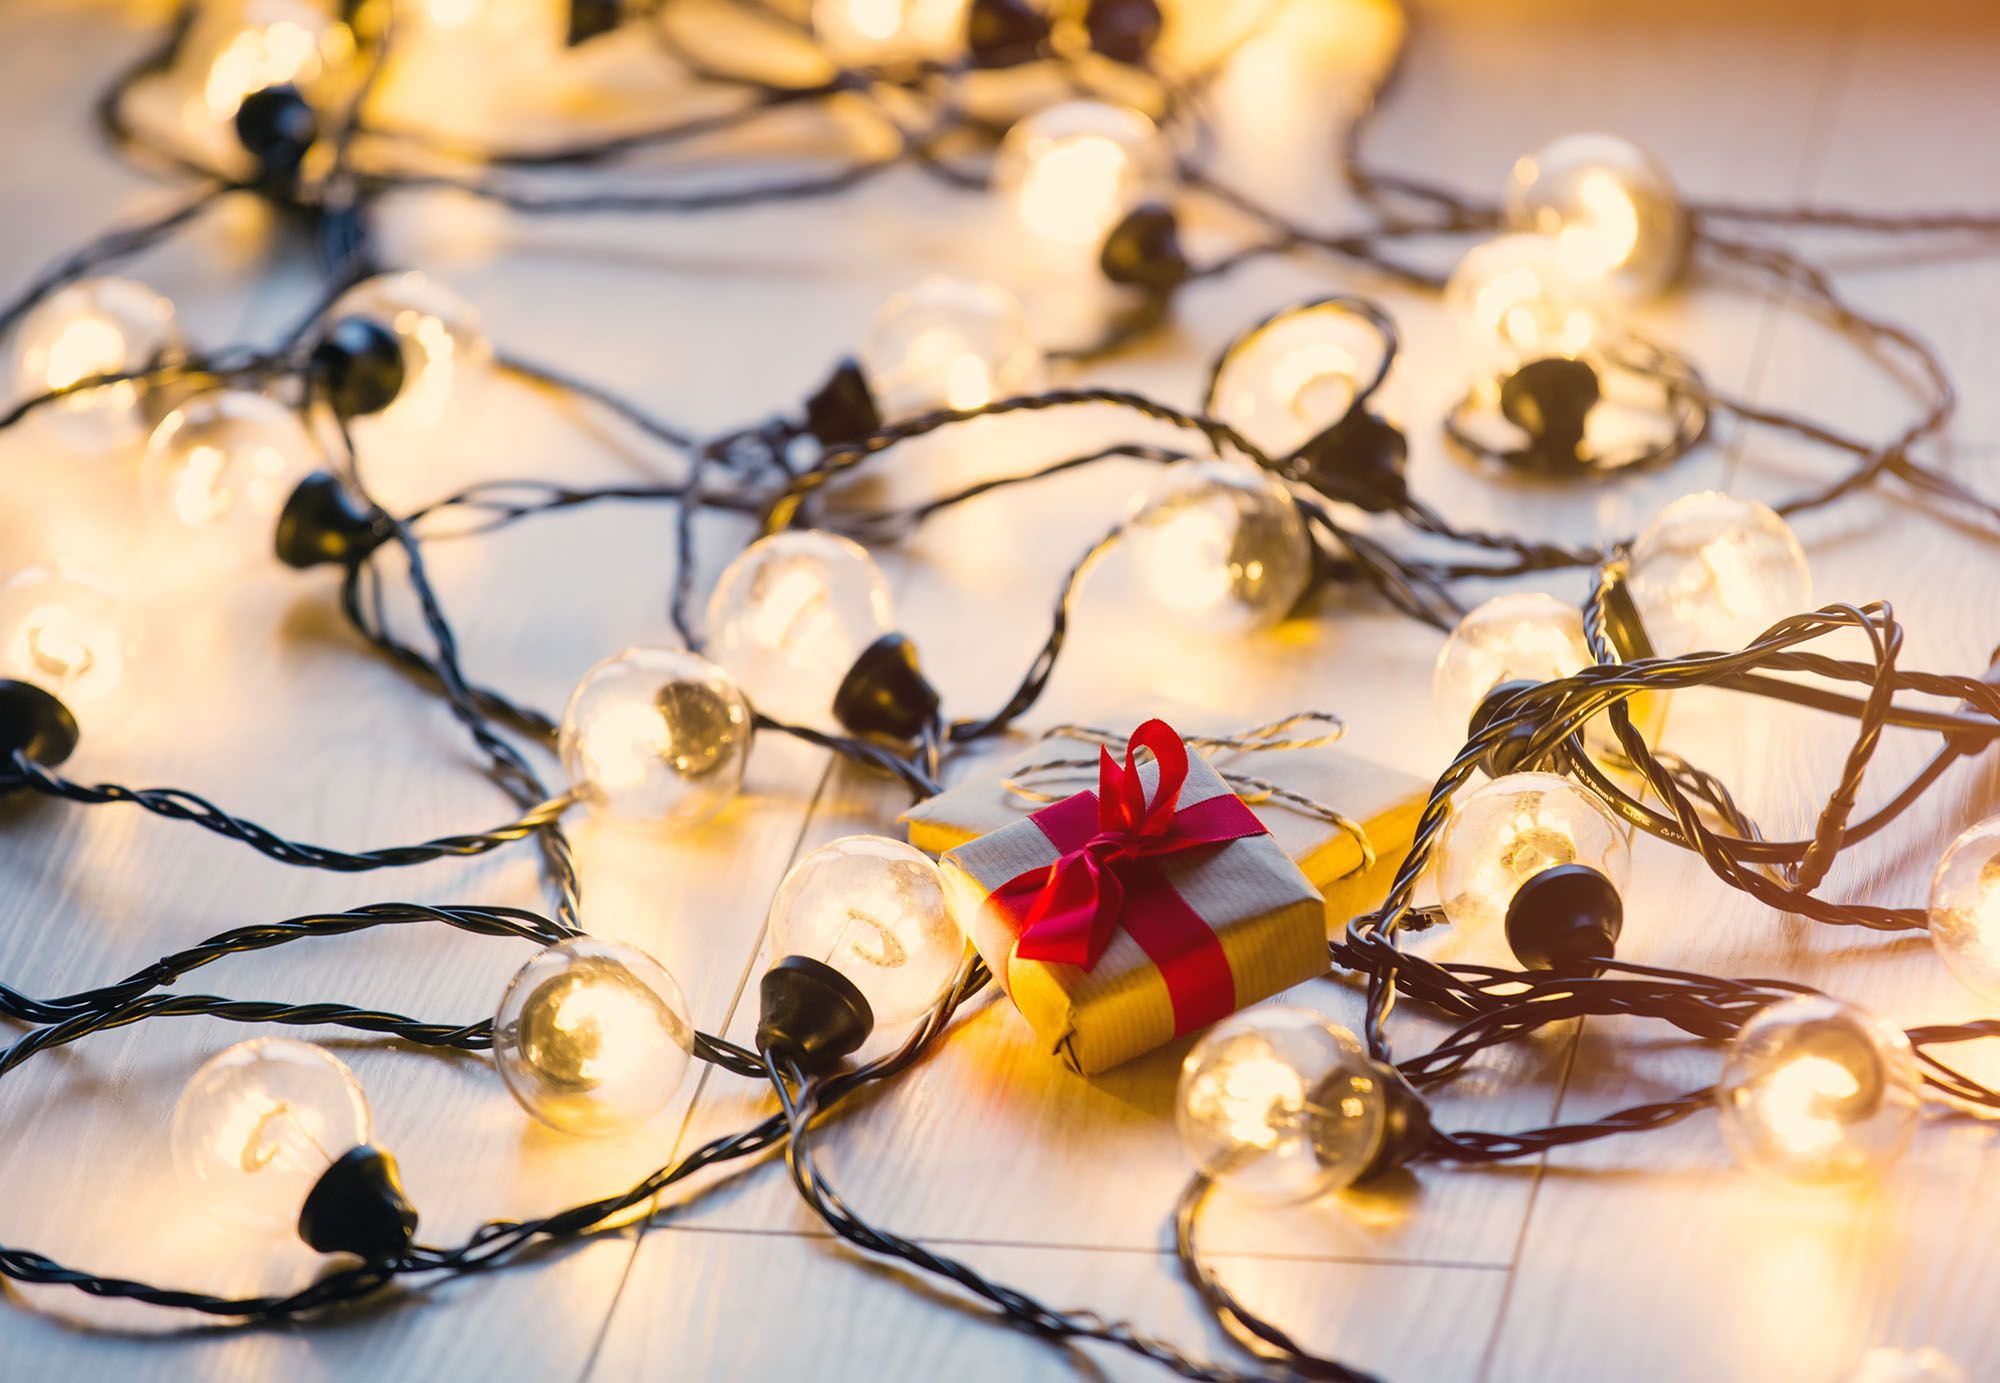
(1715, 995), (1919, 1186)
(993, 101), (1173, 260)
(1926, 814), (2000, 1001)
(492, 937), (696, 1136)
(1211, 305), (1377, 459)
(140, 391), (319, 565)
(173, 0), (355, 136)
(1504, 133), (1688, 301)
(171, 1038), (372, 1231)
(1126, 459), (1311, 634)
(859, 275), (1043, 420)
(1178, 1008), (1399, 1204)
(10, 277), (179, 446)
(1626, 491), (1811, 656)
(1847, 1348), (1970, 1383)
(0, 567), (138, 723)
(767, 835), (962, 1027)
(557, 646), (751, 831)
(1436, 771), (1629, 934)
(1444, 233), (1608, 381)
(318, 271), (490, 437)
(704, 531), (894, 727)
(811, 0), (970, 62)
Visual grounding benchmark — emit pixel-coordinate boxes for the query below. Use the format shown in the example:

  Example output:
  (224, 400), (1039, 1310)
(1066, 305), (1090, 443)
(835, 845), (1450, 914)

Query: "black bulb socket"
(565, 0), (624, 45)
(297, 1144), (419, 1262)
(1293, 408), (1409, 513)
(1505, 863), (1623, 978)
(1099, 203), (1189, 296)
(275, 471), (391, 570)
(1498, 356), (1601, 476)
(1467, 678), (1545, 778)
(0, 679), (79, 774)
(803, 357), (883, 449)
(234, 84), (318, 186)
(832, 633), (942, 743)
(966, 0), (1050, 67)
(1084, 0), (1163, 64)
(311, 315), (407, 420)
(757, 955), (874, 1076)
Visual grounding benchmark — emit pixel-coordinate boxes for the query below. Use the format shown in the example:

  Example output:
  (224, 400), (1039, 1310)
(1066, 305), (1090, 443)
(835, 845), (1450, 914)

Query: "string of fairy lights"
(1, 1), (1998, 1379)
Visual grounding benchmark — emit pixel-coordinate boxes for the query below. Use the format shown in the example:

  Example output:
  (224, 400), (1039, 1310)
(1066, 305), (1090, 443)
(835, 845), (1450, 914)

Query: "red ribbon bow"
(988, 719), (1267, 1035)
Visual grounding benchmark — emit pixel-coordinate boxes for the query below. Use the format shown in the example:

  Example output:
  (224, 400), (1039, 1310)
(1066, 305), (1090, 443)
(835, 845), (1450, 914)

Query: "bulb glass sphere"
(860, 275), (1043, 420)
(1926, 814), (2000, 1001)
(767, 835), (962, 1027)
(11, 277), (179, 445)
(1177, 1008), (1387, 1205)
(1436, 771), (1629, 934)
(171, 1038), (371, 1230)
(1716, 995), (1919, 1186)
(812, 0), (970, 62)
(705, 531), (894, 727)
(1444, 233), (1607, 381)
(0, 567), (137, 717)
(140, 391), (318, 563)
(1504, 133), (1689, 301)
(1126, 460), (1311, 634)
(1626, 491), (1811, 656)
(1433, 593), (1593, 736)
(557, 647), (751, 831)
(321, 271), (490, 435)
(493, 938), (696, 1136)
(175, 0), (355, 130)
(1212, 307), (1376, 459)
(993, 101), (1172, 257)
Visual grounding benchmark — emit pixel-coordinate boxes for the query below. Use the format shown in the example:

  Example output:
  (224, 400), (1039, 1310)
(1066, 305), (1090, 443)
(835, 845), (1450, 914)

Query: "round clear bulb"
(320, 271), (491, 437)
(1715, 995), (1919, 1186)
(1444, 233), (1608, 382)
(1926, 814), (2000, 1001)
(1847, 1348), (1970, 1383)
(993, 101), (1172, 259)
(704, 531), (894, 727)
(1626, 491), (1811, 656)
(1126, 459), (1311, 634)
(859, 275), (1043, 421)
(1212, 306), (1376, 459)
(811, 0), (970, 62)
(767, 835), (962, 1027)
(0, 567), (138, 720)
(173, 0), (355, 134)
(1177, 1008), (1388, 1205)
(10, 277), (179, 447)
(557, 646), (752, 832)
(493, 938), (696, 1136)
(140, 391), (318, 565)
(1436, 771), (1629, 934)
(1503, 133), (1689, 302)
(171, 1038), (372, 1231)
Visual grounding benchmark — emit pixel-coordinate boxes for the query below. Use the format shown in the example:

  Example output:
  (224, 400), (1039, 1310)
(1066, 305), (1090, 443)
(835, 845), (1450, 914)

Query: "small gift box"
(932, 719), (1329, 1074)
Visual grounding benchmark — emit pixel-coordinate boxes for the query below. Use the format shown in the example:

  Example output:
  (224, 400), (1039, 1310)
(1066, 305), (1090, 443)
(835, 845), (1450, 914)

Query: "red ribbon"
(988, 719), (1266, 1036)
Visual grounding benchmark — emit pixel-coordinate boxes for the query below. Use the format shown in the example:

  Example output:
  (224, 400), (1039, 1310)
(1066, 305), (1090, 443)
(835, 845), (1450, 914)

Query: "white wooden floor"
(2, 1), (1999, 1379)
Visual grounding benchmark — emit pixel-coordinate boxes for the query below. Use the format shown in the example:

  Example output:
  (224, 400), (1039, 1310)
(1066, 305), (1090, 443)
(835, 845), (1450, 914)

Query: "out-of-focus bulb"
(1926, 814), (2000, 1001)
(0, 567), (137, 721)
(492, 937), (696, 1136)
(1504, 133), (1688, 301)
(1716, 995), (1919, 1186)
(1436, 771), (1629, 933)
(1626, 491), (1811, 656)
(175, 0), (355, 129)
(993, 101), (1172, 260)
(1126, 459), (1311, 634)
(1211, 306), (1376, 459)
(1847, 1348), (1970, 1383)
(705, 531), (894, 727)
(557, 646), (751, 831)
(10, 277), (179, 446)
(140, 391), (318, 565)
(1444, 233), (1607, 381)
(767, 835), (962, 1027)
(859, 275), (1043, 420)
(1177, 1008), (1397, 1204)
(319, 271), (490, 437)
(171, 1038), (371, 1230)
(811, 0), (970, 62)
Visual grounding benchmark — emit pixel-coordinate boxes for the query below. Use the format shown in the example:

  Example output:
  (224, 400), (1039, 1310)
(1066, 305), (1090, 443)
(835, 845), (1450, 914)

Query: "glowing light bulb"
(1210, 303), (1385, 459)
(1626, 491), (1811, 656)
(175, 0), (354, 134)
(0, 567), (137, 722)
(993, 101), (1172, 260)
(1436, 771), (1629, 934)
(1716, 995), (1919, 1186)
(557, 646), (751, 831)
(1847, 1348), (1970, 1383)
(319, 271), (490, 438)
(492, 937), (696, 1136)
(140, 391), (318, 565)
(859, 275), (1043, 420)
(10, 277), (179, 446)
(171, 1038), (372, 1230)
(1125, 459), (1311, 634)
(1504, 134), (1689, 301)
(1177, 1008), (1397, 1204)
(705, 531), (894, 727)
(811, 0), (970, 62)
(1444, 233), (1608, 381)
(767, 835), (963, 1027)
(1926, 814), (2000, 1001)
